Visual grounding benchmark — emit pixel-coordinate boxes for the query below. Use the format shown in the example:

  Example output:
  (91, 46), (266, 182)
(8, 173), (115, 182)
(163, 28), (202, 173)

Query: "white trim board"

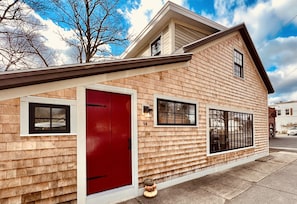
(0, 62), (187, 101)
(20, 96), (77, 136)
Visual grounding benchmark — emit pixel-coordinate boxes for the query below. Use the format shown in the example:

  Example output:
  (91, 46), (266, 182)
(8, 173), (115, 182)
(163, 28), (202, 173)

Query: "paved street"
(270, 134), (297, 151)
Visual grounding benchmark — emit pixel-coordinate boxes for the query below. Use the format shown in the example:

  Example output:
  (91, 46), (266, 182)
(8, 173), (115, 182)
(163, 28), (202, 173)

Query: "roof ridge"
(121, 1), (226, 59)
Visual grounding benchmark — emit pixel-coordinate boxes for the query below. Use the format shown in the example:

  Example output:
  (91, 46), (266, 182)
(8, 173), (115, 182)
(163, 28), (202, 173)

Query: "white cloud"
(211, 0), (297, 46)
(261, 36), (297, 68)
(269, 91), (297, 105)
(271, 0), (297, 25)
(30, 13), (77, 65)
(34, 13), (113, 64)
(121, 0), (189, 39)
(214, 0), (245, 18)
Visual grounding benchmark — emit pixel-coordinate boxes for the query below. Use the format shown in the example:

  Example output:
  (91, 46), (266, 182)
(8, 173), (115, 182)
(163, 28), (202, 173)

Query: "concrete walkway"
(120, 150), (297, 204)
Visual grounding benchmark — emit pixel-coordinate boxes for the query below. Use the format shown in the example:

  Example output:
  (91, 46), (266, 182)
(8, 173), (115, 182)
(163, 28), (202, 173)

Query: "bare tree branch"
(0, 0), (21, 23)
(0, 0), (54, 71)
(41, 0), (129, 63)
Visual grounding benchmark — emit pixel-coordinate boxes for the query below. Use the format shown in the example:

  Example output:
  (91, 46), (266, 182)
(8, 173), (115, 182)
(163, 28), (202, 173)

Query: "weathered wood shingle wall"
(0, 89), (77, 204)
(0, 30), (268, 202)
(104, 31), (268, 185)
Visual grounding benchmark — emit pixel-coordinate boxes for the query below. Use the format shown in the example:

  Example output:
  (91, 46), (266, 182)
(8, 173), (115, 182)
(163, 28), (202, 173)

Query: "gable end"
(183, 23), (274, 94)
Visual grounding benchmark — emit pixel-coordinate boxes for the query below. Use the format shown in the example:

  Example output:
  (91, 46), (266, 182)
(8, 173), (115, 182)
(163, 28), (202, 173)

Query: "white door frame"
(77, 84), (138, 204)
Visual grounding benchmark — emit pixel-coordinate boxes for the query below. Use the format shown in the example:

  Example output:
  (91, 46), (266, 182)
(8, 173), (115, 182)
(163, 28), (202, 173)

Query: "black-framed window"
(29, 103), (70, 134)
(209, 109), (253, 154)
(151, 36), (161, 56)
(234, 49), (243, 78)
(277, 110), (281, 116)
(157, 98), (196, 126)
(286, 109), (290, 115)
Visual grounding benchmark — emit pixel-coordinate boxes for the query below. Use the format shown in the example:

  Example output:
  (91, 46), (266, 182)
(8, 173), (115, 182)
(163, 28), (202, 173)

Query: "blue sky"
(26, 0), (297, 104)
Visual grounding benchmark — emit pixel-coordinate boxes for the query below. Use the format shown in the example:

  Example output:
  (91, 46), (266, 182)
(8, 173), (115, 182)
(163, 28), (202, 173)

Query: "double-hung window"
(209, 108), (253, 154)
(234, 49), (243, 78)
(151, 36), (161, 56)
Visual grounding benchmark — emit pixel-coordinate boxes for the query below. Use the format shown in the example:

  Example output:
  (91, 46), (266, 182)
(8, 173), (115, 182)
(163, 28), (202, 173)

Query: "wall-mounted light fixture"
(143, 105), (153, 117)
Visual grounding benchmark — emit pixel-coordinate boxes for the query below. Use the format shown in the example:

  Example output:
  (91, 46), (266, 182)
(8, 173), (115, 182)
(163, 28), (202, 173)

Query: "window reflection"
(209, 109), (253, 153)
(157, 98), (196, 126)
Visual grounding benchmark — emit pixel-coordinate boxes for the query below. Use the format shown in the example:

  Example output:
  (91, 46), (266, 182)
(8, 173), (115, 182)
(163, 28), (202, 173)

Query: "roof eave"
(0, 53), (192, 91)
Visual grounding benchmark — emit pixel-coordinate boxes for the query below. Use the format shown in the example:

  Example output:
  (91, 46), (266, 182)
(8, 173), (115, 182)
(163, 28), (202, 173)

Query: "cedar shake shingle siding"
(0, 90), (77, 203)
(0, 29), (271, 203)
(103, 31), (268, 184)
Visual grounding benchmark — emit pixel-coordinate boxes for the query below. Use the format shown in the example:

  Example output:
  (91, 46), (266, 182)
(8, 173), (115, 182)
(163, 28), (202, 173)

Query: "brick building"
(0, 2), (273, 203)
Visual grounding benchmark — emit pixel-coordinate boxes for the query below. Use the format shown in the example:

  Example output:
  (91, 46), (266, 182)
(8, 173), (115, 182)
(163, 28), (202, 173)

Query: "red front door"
(86, 89), (132, 195)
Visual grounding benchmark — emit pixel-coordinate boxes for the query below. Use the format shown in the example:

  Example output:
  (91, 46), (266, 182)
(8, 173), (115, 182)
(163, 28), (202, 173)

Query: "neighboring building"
(270, 101), (297, 134)
(0, 2), (274, 204)
(268, 107), (276, 137)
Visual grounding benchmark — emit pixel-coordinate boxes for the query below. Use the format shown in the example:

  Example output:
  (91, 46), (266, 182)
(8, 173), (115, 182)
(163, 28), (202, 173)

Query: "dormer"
(121, 1), (227, 59)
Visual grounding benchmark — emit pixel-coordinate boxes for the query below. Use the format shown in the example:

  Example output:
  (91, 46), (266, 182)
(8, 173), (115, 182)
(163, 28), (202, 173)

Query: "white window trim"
(154, 94), (199, 127)
(20, 96), (77, 136)
(206, 105), (255, 156)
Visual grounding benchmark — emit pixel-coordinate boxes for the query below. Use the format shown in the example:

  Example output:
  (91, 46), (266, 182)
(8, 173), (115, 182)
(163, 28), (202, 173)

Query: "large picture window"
(209, 109), (253, 154)
(29, 103), (70, 134)
(157, 98), (196, 126)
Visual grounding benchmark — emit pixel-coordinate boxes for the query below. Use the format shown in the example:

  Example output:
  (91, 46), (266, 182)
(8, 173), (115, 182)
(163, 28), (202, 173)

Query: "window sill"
(233, 75), (245, 80)
(207, 145), (254, 157)
(154, 124), (198, 128)
(20, 132), (77, 137)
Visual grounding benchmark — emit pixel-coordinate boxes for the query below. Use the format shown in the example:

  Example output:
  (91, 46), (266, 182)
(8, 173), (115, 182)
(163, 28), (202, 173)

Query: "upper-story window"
(151, 36), (161, 56)
(277, 110), (281, 116)
(234, 49), (243, 78)
(286, 109), (290, 115)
